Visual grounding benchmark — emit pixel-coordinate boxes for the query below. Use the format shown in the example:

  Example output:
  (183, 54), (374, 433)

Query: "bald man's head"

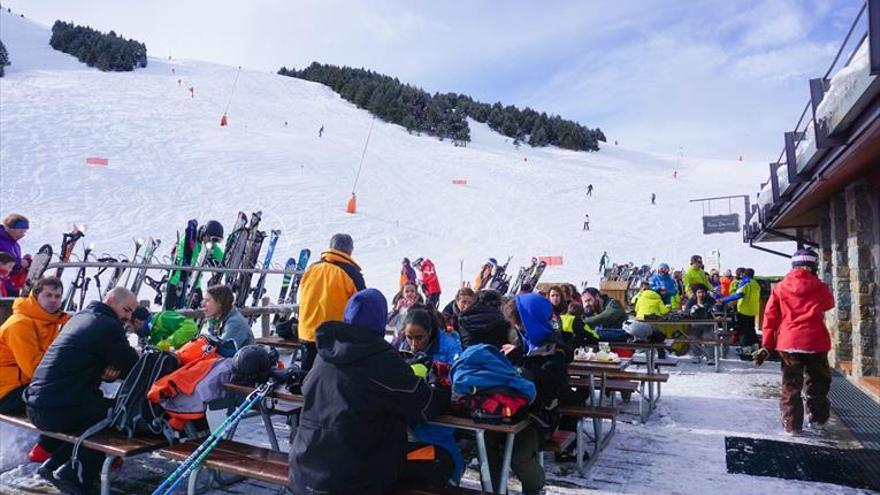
(104, 287), (137, 323)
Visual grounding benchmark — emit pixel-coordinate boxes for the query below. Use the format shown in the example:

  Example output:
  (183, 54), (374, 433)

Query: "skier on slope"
(583, 214), (590, 231)
(651, 193), (657, 205)
(413, 257), (442, 308)
(166, 220), (224, 309)
(586, 184), (593, 197)
(598, 251), (609, 274)
(318, 125), (324, 138)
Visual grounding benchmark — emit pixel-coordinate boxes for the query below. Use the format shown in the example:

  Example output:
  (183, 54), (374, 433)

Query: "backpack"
(449, 344), (536, 424)
(70, 348), (179, 482)
(147, 336), (236, 431)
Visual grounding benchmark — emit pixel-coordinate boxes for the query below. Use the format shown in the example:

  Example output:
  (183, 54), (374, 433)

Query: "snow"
(815, 37), (876, 135)
(795, 121), (817, 173)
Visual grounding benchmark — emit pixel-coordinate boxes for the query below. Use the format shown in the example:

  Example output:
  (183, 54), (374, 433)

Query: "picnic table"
(255, 336), (300, 349)
(223, 383), (528, 494)
(638, 317), (733, 372)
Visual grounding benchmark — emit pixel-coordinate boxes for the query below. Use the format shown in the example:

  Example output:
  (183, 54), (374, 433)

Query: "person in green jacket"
(166, 220), (225, 309)
(581, 288), (627, 329)
(633, 281), (671, 320)
(682, 254), (711, 299)
(721, 267), (761, 352)
(149, 310), (200, 350)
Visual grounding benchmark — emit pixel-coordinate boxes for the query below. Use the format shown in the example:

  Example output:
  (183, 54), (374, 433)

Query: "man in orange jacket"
(754, 248), (834, 435)
(297, 234), (365, 371)
(0, 277), (69, 462)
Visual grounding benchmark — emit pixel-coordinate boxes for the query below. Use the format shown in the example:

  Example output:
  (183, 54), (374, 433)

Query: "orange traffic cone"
(220, 114), (228, 127)
(346, 193), (357, 214)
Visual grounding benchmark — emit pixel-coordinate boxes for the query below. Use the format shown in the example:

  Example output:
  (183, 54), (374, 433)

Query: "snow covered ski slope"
(0, 11), (791, 299)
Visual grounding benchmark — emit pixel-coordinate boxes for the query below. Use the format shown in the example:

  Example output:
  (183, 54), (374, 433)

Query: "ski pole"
(151, 381), (274, 495)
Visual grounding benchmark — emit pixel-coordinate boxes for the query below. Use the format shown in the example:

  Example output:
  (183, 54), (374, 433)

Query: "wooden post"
(261, 296), (271, 338)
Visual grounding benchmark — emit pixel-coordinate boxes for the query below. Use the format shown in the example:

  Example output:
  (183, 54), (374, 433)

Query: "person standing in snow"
(586, 184), (593, 197)
(682, 255), (711, 299)
(318, 125), (324, 138)
(399, 258), (417, 288)
(413, 258), (442, 308)
(720, 267), (761, 353)
(583, 214), (590, 231)
(0, 214), (30, 297)
(651, 193), (657, 205)
(753, 249), (834, 435)
(598, 251), (609, 274)
(719, 269), (735, 297)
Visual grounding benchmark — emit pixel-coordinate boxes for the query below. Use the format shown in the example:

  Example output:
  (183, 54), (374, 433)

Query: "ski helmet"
(200, 220), (224, 241)
(488, 257), (498, 265)
(232, 345), (279, 384)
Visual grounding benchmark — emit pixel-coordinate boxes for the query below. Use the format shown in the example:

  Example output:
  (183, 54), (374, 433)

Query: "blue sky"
(4, 0), (864, 160)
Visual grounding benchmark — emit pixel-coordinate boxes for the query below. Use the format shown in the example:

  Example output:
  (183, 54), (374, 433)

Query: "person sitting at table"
(289, 289), (452, 495)
(397, 308), (464, 483)
(496, 293), (568, 495)
(633, 280), (670, 320)
(581, 287), (627, 329)
(684, 283), (717, 364)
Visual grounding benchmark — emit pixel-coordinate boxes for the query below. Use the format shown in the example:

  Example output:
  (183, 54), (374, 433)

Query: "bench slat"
(558, 405), (618, 420)
(543, 430), (576, 453)
(0, 413), (168, 457)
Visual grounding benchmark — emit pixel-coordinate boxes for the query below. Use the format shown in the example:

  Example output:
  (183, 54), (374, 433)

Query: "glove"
(406, 353), (432, 380)
(752, 348), (770, 367)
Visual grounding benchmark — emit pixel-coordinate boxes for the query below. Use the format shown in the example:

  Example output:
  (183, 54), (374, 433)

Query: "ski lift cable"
(351, 116), (376, 194)
(223, 66), (243, 115)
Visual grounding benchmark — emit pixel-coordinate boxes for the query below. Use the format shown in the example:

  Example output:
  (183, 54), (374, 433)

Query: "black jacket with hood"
(289, 289), (444, 495)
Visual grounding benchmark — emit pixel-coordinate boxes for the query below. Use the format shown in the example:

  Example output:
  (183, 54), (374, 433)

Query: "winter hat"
(723, 269), (732, 277)
(132, 306), (151, 322)
(343, 288), (388, 337)
(791, 248), (819, 270)
(329, 233), (354, 255)
(515, 293), (555, 352)
(658, 262), (670, 271)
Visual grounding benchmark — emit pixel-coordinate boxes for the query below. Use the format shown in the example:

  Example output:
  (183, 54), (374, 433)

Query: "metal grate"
(829, 370), (880, 450)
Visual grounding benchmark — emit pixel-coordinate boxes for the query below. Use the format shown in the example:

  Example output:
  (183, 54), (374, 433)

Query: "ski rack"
(44, 261), (302, 275)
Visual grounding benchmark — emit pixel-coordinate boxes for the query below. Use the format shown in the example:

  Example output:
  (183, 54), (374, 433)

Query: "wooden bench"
(554, 404), (619, 472)
(159, 438), (483, 495)
(567, 372), (669, 423)
(0, 412), (169, 495)
(631, 356), (679, 368)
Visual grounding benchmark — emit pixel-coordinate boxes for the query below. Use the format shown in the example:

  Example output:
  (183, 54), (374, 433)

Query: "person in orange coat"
(297, 234), (365, 371)
(719, 269), (734, 297)
(0, 277), (69, 462)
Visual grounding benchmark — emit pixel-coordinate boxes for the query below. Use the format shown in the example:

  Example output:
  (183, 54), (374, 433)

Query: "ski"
(55, 225), (85, 279)
(526, 260), (548, 289)
(234, 229), (266, 307)
(276, 257), (297, 304)
(63, 243), (93, 312)
(488, 256), (512, 293)
(250, 229), (281, 306)
(170, 220), (199, 309)
(208, 211), (247, 287)
(130, 238), (160, 297)
(120, 237), (144, 288)
(225, 211), (260, 288)
(182, 240), (219, 310)
(508, 257), (537, 295)
(22, 244), (53, 295)
(93, 256), (118, 301)
(286, 248), (311, 304)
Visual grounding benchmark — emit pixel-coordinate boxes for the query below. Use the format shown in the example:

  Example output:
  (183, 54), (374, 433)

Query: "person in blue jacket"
(398, 308), (464, 482)
(649, 262), (678, 305)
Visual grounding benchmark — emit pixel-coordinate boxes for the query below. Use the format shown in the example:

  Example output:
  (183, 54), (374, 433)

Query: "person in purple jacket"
(0, 214), (30, 296)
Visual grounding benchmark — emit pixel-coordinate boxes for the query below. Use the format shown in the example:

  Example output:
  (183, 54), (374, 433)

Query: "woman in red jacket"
(754, 248), (834, 435)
